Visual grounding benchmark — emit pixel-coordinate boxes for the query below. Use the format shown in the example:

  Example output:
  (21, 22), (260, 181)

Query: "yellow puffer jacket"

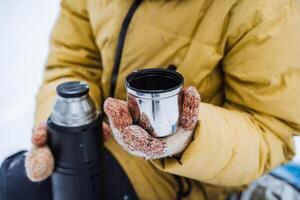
(35, 0), (300, 199)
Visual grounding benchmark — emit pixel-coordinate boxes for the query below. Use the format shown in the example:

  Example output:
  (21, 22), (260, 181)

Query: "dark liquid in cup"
(126, 68), (183, 93)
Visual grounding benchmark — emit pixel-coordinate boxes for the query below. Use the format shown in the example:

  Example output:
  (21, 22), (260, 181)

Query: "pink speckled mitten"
(104, 87), (201, 159)
(25, 121), (112, 182)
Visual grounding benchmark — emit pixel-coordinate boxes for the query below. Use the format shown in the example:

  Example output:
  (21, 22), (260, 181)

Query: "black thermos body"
(47, 81), (103, 200)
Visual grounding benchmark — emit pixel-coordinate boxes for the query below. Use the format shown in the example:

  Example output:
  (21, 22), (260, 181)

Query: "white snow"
(0, 0), (60, 163)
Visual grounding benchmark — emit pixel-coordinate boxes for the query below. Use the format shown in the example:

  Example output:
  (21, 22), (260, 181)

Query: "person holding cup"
(1, 0), (300, 199)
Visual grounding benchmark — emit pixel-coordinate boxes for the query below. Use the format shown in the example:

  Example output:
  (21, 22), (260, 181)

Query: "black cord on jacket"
(109, 1), (192, 199)
(109, 0), (143, 97)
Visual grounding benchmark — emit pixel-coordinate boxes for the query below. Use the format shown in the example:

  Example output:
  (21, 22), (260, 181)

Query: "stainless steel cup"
(125, 68), (184, 137)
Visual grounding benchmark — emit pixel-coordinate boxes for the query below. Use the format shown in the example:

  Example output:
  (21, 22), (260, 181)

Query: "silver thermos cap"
(50, 81), (98, 127)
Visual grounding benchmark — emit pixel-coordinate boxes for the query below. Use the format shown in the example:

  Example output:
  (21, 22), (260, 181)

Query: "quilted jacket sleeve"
(35, 0), (102, 124)
(153, 0), (300, 186)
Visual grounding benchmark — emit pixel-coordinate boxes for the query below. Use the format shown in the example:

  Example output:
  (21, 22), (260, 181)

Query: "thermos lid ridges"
(57, 81), (89, 98)
(51, 81), (97, 127)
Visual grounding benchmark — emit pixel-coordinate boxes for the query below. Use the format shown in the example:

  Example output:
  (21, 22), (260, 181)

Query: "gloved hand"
(25, 121), (112, 182)
(104, 87), (201, 159)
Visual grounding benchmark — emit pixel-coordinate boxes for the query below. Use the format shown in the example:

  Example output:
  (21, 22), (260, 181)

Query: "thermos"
(47, 81), (103, 200)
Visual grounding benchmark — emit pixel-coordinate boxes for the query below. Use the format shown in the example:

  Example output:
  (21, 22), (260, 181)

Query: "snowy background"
(0, 0), (60, 163)
(0, 0), (299, 165)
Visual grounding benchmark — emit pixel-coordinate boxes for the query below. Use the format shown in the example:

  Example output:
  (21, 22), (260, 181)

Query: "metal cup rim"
(125, 68), (184, 95)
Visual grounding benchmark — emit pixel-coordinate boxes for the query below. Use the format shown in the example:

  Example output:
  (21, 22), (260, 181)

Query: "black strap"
(175, 175), (193, 200)
(109, 0), (143, 97)
(107, 1), (192, 199)
(98, 2), (142, 199)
